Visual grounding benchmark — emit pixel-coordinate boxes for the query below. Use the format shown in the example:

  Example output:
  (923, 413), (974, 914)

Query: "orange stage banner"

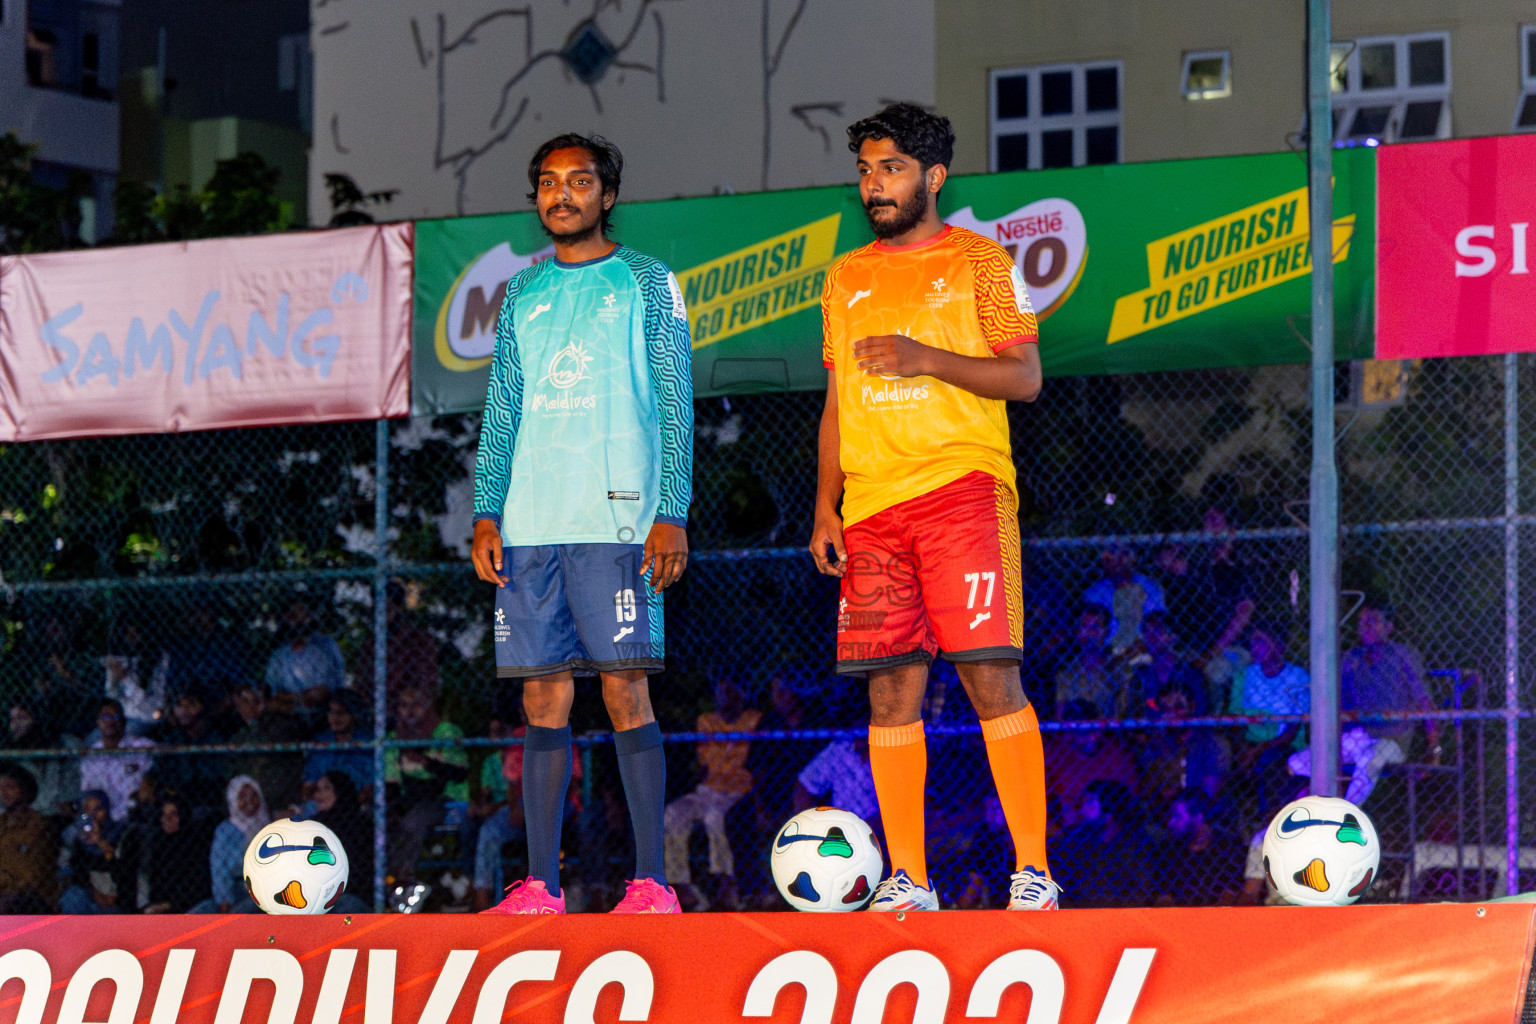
(1, 905), (1532, 1024)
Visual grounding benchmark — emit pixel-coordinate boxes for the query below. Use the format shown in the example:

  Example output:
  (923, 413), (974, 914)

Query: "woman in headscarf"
(5, 698), (81, 817)
(310, 769), (373, 913)
(142, 796), (213, 913)
(190, 775), (268, 913)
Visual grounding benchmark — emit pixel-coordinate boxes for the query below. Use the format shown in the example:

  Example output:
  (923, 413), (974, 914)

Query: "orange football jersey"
(821, 225), (1039, 527)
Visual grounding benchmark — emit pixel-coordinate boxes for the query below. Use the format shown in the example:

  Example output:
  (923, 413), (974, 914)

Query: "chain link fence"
(2, 354), (1533, 913)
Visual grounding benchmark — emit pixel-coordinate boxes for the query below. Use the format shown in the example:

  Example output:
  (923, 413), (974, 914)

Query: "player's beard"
(863, 187), (929, 240)
(541, 203), (604, 245)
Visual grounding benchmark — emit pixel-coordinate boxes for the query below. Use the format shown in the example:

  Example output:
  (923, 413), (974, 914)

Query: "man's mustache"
(865, 198), (898, 210)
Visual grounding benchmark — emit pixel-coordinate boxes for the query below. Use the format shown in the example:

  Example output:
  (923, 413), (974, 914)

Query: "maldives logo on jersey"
(531, 341), (597, 412)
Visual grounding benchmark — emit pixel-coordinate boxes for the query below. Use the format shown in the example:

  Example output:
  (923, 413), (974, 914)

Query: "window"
(1183, 50), (1231, 100)
(990, 62), (1122, 172)
(1516, 25), (1536, 131)
(1329, 32), (1450, 144)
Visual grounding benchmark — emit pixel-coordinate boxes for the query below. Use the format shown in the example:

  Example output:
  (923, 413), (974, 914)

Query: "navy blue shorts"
(493, 544), (664, 677)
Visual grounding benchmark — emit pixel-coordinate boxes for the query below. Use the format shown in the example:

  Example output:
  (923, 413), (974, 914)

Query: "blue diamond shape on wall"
(563, 21), (617, 85)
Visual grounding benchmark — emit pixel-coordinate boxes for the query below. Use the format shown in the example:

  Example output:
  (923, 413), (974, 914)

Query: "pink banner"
(0, 223), (412, 440)
(1377, 134), (1536, 360)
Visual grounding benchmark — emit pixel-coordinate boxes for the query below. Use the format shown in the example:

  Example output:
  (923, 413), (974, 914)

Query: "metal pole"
(1504, 352), (1520, 896)
(373, 419), (390, 910)
(155, 27), (167, 196)
(1306, 0), (1341, 797)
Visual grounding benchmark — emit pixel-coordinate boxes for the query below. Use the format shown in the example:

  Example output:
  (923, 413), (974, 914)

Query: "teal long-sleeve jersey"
(472, 246), (693, 545)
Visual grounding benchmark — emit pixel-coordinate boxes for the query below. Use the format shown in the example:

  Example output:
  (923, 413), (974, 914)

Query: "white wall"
(309, 0), (935, 220)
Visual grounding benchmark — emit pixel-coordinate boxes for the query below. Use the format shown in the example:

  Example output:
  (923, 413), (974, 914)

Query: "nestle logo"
(997, 211), (1064, 241)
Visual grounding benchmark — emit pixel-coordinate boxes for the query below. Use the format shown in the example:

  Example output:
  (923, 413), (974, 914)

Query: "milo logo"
(433, 241), (555, 371)
(947, 198), (1087, 320)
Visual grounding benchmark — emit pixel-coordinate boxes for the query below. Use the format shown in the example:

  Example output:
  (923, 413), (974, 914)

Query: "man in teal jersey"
(472, 134), (692, 914)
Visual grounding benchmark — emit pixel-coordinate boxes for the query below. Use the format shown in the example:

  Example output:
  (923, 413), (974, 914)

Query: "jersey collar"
(553, 244), (623, 269)
(871, 224), (953, 254)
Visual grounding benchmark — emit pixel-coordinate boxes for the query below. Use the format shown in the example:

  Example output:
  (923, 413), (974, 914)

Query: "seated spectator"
(1152, 500), (1254, 667)
(103, 616), (170, 737)
(384, 685), (468, 891)
(190, 775), (270, 914)
(1327, 600), (1435, 804)
(472, 706), (583, 911)
(664, 675), (762, 911)
(6, 699), (80, 815)
(1053, 606), (1127, 719)
(152, 687), (228, 811)
(140, 797), (213, 914)
(1138, 681), (1230, 805)
(746, 675), (823, 837)
(794, 734), (879, 823)
(357, 580), (442, 705)
(1240, 775), (1309, 906)
(59, 790), (130, 915)
(1050, 780), (1152, 908)
(1230, 620), (1310, 816)
(0, 761), (58, 912)
(1151, 788), (1245, 906)
(303, 691), (374, 801)
(1020, 558), (1073, 715)
(79, 699), (155, 823)
(952, 795), (1014, 909)
(23, 608), (98, 739)
(165, 598), (250, 708)
(1043, 700), (1139, 829)
(309, 770), (373, 914)
(264, 596), (346, 720)
(1130, 613), (1209, 716)
(1083, 545), (1167, 657)
(228, 682), (304, 810)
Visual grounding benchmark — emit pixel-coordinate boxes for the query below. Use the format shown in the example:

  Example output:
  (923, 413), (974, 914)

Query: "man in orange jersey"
(809, 103), (1058, 911)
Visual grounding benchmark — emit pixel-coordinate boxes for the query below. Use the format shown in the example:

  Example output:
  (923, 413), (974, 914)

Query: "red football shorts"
(835, 471), (1024, 676)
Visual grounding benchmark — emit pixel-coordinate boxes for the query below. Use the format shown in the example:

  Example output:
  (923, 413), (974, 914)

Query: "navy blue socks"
(523, 724), (572, 896)
(614, 721), (667, 885)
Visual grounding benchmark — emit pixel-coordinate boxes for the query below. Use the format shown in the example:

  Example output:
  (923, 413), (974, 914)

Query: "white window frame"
(1515, 25), (1536, 132)
(1182, 50), (1231, 100)
(989, 61), (1123, 172)
(1329, 31), (1451, 144)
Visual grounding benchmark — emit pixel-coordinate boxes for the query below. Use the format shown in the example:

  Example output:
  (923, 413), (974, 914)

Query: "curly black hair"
(846, 103), (955, 171)
(525, 133), (624, 235)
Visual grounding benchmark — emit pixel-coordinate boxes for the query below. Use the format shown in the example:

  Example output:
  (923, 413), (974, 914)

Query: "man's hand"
(854, 334), (930, 378)
(642, 522), (688, 591)
(472, 520), (507, 588)
(809, 507), (847, 577)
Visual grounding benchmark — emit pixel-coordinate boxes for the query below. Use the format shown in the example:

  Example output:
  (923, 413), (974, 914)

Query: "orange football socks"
(868, 719), (928, 889)
(980, 705), (1051, 875)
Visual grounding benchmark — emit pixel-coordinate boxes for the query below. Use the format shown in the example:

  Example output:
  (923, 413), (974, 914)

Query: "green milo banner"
(411, 149), (1374, 414)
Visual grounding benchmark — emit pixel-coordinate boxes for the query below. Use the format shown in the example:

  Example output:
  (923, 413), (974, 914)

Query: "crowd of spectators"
(0, 497), (1451, 912)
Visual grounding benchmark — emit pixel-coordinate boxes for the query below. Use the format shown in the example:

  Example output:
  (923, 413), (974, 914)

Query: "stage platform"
(2, 904), (1533, 1023)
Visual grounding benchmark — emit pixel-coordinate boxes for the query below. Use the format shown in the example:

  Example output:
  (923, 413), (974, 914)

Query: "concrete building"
(308, 0), (936, 219)
(0, 0), (121, 241)
(117, 0), (310, 224)
(937, 0), (1536, 175)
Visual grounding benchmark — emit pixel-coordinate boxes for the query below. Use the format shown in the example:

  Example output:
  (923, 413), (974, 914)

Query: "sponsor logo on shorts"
(493, 606), (511, 643)
(614, 626), (635, 643)
(969, 611), (992, 630)
(838, 610), (888, 632)
(837, 640), (925, 662)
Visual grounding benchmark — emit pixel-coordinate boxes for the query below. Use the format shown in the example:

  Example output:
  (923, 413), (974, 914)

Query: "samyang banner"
(0, 224), (413, 441)
(412, 150), (1375, 413)
(1, 903), (1531, 1023)
(1377, 133), (1536, 359)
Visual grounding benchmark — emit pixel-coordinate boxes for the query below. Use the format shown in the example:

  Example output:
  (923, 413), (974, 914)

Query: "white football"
(243, 816), (350, 915)
(770, 807), (883, 912)
(1262, 796), (1381, 907)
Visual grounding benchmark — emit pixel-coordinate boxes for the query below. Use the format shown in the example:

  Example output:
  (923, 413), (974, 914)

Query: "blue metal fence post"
(373, 418), (390, 910)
